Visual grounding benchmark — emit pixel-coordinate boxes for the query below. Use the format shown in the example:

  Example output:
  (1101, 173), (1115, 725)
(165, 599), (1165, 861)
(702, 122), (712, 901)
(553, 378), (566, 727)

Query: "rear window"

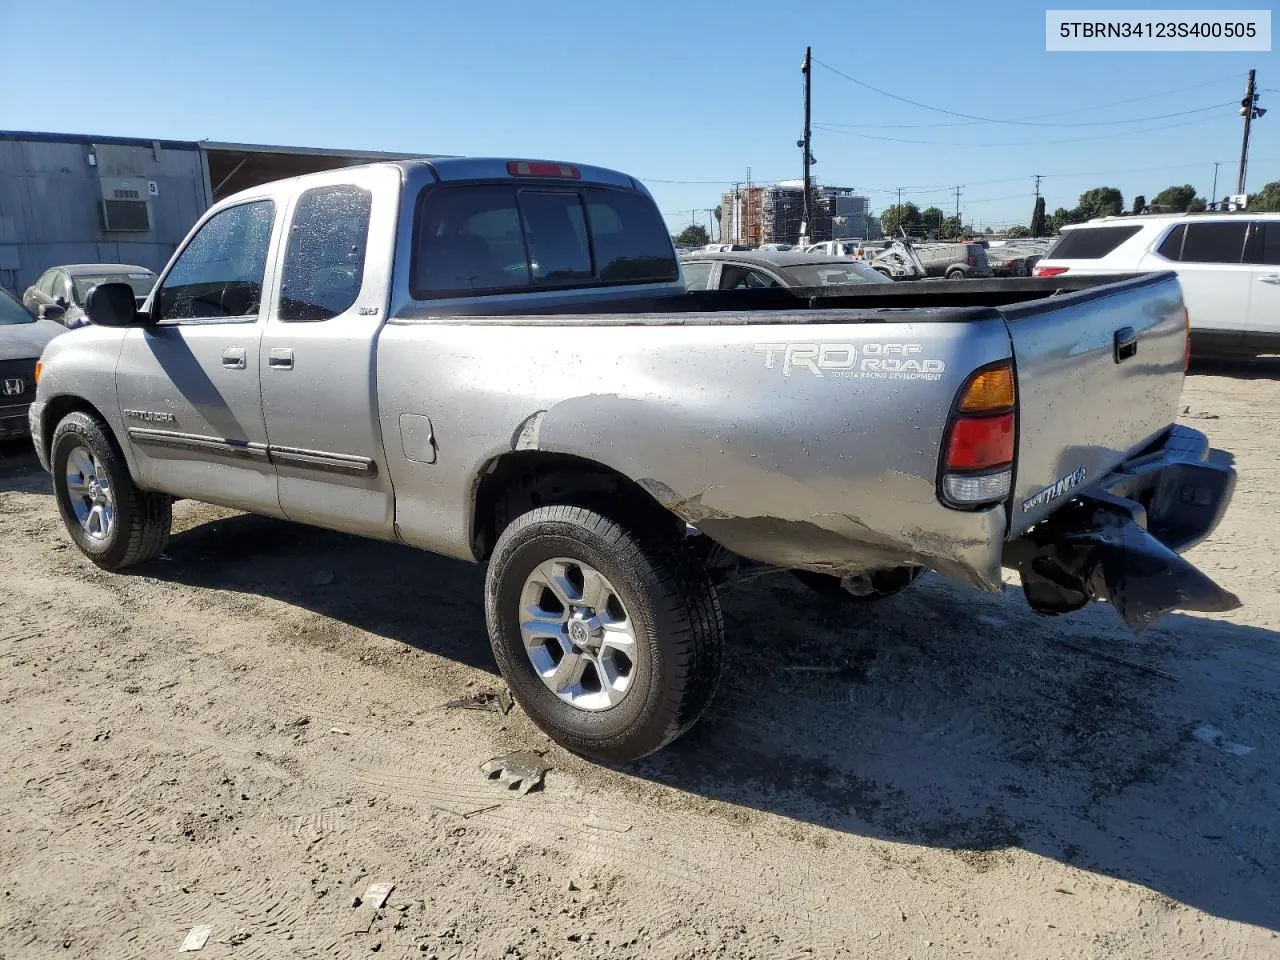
(1044, 225), (1142, 260)
(411, 184), (678, 298)
(1178, 221), (1248, 264)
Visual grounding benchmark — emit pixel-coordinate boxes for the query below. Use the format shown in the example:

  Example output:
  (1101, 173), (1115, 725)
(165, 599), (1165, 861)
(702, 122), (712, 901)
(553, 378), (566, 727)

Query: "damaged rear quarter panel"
(376, 313), (1012, 586)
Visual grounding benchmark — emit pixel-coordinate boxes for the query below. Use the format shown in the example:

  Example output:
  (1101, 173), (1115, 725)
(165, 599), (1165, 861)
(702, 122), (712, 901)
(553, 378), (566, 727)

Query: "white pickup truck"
(29, 156), (1240, 762)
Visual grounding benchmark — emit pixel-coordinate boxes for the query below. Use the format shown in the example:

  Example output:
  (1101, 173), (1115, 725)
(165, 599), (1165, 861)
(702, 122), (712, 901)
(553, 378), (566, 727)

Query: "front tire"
(485, 505), (723, 763)
(50, 411), (171, 570)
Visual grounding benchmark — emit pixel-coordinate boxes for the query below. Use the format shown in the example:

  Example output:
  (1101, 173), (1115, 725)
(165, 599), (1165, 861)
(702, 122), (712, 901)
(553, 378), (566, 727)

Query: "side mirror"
(84, 282), (145, 327)
(38, 303), (66, 322)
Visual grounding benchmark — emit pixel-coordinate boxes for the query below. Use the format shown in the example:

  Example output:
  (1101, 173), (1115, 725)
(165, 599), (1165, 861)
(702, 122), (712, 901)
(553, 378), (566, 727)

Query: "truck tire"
(485, 504), (723, 763)
(50, 411), (171, 570)
(791, 566), (924, 602)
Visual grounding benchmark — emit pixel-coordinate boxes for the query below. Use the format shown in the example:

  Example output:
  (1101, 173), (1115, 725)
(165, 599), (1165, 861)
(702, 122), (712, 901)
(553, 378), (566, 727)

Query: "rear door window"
(681, 260), (713, 290)
(1178, 222), (1248, 264)
(1156, 224), (1186, 260)
(412, 184), (677, 298)
(1045, 225), (1142, 260)
(279, 184), (373, 322)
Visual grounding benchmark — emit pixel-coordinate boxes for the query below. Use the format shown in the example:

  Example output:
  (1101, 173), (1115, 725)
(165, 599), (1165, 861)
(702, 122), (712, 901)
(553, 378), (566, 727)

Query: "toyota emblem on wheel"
(2, 378), (23, 396)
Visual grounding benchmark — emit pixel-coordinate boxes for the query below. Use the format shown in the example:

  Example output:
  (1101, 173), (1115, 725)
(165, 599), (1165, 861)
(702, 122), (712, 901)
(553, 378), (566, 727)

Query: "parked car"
(23, 264), (158, 329)
(31, 157), (1238, 764)
(907, 242), (993, 279)
(1, 287), (64, 441)
(700, 243), (754, 253)
(680, 251), (888, 290)
(802, 239), (863, 258)
(986, 250), (1030, 277)
(1033, 213), (1280, 358)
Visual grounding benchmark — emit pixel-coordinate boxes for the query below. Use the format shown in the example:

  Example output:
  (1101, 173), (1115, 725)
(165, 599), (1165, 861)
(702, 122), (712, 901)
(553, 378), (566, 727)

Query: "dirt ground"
(1, 363), (1278, 960)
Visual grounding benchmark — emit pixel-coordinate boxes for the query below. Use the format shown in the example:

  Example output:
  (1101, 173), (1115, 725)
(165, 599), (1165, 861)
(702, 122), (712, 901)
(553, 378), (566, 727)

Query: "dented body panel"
(376, 316), (1013, 587)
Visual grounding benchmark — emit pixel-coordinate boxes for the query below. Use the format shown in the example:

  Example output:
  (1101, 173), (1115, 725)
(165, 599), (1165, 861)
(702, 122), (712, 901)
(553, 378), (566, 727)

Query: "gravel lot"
(1, 364), (1277, 960)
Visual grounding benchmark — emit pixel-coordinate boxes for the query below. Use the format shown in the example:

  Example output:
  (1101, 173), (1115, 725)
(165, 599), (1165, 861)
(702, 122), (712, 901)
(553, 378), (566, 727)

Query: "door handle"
(1113, 326), (1138, 363)
(1258, 274), (1280, 285)
(221, 347), (246, 369)
(268, 347), (294, 370)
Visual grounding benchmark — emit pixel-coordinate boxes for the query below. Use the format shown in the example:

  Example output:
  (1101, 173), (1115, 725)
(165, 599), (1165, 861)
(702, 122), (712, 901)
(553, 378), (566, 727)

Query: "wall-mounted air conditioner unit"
(99, 177), (152, 232)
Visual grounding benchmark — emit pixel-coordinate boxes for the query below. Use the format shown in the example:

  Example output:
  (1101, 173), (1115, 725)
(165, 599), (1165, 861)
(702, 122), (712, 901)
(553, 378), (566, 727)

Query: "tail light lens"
(967, 253), (976, 266)
(1033, 265), (1068, 277)
(940, 361), (1016, 508)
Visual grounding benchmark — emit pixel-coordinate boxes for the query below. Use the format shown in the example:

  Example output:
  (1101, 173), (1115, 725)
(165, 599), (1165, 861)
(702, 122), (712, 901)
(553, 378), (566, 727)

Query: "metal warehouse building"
(0, 131), (439, 293)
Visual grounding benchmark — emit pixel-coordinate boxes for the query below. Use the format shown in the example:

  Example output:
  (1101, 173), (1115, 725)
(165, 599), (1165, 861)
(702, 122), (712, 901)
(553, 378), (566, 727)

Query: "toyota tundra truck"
(27, 157), (1239, 763)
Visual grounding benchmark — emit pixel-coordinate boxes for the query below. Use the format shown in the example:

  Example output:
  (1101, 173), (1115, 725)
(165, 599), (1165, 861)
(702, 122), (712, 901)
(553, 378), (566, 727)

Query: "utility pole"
(731, 183), (740, 243)
(1238, 68), (1260, 195)
(1032, 174), (1044, 235)
(953, 185), (963, 220)
(1210, 162), (1221, 209)
(897, 186), (903, 210)
(1033, 174), (1043, 201)
(800, 46), (813, 245)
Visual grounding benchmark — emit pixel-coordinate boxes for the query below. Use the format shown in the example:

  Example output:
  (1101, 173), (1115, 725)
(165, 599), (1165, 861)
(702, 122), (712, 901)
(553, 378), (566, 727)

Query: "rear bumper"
(1003, 425), (1239, 631)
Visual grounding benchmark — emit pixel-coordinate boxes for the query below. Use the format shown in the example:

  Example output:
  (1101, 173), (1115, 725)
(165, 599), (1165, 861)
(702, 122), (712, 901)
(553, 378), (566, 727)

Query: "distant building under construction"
(720, 182), (880, 246)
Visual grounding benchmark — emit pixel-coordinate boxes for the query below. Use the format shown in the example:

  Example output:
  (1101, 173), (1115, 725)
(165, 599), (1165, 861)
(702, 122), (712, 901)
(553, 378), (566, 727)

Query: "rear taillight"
(967, 253), (976, 266)
(506, 160), (581, 179)
(940, 361), (1016, 508)
(1033, 265), (1068, 277)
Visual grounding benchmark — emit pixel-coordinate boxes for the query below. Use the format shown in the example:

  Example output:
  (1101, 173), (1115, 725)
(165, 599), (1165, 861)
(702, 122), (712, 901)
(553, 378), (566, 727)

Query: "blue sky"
(2, 0), (1276, 232)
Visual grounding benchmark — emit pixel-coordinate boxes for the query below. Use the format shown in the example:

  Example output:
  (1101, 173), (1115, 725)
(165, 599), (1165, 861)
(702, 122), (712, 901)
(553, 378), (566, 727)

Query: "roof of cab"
(218, 156), (643, 206)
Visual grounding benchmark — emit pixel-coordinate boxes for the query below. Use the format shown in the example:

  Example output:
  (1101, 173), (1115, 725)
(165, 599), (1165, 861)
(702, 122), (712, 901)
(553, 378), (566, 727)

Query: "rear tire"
(792, 566), (924, 602)
(50, 411), (171, 570)
(485, 504), (723, 763)
(946, 268), (966, 280)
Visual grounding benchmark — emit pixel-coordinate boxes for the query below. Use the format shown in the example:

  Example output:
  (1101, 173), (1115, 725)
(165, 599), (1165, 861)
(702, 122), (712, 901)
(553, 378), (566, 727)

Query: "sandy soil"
(1, 363), (1278, 960)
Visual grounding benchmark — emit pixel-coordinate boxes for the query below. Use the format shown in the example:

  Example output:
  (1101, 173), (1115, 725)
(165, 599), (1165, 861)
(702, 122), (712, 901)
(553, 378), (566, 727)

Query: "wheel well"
(40, 396), (112, 461)
(472, 452), (684, 560)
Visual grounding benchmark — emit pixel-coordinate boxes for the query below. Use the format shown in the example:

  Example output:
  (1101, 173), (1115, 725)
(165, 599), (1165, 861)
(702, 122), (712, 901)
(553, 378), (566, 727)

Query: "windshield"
(785, 262), (886, 286)
(0, 288), (35, 324)
(70, 271), (157, 305)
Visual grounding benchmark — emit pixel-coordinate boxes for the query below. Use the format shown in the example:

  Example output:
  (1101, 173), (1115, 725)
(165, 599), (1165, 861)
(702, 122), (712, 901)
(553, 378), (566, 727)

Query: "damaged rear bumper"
(1003, 425), (1240, 631)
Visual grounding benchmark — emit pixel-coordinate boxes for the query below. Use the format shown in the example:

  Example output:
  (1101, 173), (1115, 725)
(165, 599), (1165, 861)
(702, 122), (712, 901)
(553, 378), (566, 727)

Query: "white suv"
(1033, 213), (1280, 358)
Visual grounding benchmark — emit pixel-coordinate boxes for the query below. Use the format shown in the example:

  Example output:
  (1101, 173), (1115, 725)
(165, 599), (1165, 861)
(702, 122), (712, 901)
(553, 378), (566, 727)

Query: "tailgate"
(1003, 272), (1187, 537)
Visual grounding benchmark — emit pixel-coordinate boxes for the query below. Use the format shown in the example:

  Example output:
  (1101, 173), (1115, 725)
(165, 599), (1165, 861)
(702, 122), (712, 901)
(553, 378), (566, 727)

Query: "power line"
(812, 111), (1232, 147)
(814, 58), (1244, 129)
(817, 100), (1236, 129)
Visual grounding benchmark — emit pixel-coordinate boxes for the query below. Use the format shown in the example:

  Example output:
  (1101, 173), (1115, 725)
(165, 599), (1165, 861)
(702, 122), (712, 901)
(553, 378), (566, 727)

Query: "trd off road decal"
(755, 342), (946, 381)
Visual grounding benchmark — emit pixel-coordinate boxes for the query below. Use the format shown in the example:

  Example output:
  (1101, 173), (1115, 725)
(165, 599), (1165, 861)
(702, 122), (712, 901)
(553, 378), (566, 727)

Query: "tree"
(1150, 184), (1198, 213)
(1131, 195), (1146, 215)
(1004, 225), (1032, 239)
(713, 206), (723, 241)
(939, 215), (966, 240)
(984, 226), (996, 235)
(1030, 196), (1047, 236)
(920, 206), (944, 236)
(1049, 207), (1070, 234)
(1076, 186), (1124, 219)
(1186, 197), (1207, 213)
(880, 202), (922, 238)
(674, 225), (709, 247)
(1249, 181), (1280, 211)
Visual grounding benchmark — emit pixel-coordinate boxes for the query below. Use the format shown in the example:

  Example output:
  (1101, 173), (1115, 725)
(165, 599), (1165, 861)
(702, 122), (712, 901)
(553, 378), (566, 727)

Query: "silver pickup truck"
(29, 157), (1240, 762)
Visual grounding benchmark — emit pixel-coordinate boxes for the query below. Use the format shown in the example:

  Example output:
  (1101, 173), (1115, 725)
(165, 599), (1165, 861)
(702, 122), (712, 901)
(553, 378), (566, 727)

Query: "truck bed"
(396, 272), (1154, 321)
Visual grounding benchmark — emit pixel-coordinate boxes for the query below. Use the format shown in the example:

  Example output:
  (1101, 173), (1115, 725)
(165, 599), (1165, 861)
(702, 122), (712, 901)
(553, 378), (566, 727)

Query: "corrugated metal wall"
(0, 138), (207, 293)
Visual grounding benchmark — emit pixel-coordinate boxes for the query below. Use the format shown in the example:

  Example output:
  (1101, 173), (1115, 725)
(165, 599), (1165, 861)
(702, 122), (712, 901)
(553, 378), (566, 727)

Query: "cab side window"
(158, 200), (275, 322)
(279, 185), (373, 322)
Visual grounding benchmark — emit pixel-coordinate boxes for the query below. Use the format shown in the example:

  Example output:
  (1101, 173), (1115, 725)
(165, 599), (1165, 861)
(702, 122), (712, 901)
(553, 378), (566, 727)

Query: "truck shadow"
(1190, 357), (1280, 380)
(127, 509), (1279, 935)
